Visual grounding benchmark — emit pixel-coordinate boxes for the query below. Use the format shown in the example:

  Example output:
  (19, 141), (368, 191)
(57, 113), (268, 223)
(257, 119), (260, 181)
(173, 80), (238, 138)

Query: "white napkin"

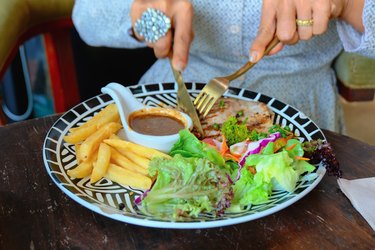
(337, 177), (375, 230)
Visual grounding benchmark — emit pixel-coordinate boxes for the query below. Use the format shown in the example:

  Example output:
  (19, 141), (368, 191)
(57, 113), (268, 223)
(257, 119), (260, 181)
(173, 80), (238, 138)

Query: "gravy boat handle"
(101, 82), (145, 130)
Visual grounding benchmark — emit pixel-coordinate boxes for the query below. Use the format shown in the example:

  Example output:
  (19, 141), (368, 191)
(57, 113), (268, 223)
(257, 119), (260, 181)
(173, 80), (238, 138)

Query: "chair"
(0, 0), (79, 124)
(334, 52), (375, 102)
(0, 0), (158, 125)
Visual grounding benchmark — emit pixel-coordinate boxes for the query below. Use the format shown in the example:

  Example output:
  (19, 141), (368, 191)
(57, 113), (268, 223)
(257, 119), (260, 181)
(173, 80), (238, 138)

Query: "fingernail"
(174, 61), (184, 72)
(331, 3), (337, 16)
(249, 52), (258, 63)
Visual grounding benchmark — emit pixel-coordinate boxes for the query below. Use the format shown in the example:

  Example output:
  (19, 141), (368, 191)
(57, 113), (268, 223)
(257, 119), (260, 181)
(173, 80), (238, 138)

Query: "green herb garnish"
(268, 124), (291, 138)
(221, 116), (250, 146)
(213, 123), (220, 130)
(219, 100), (225, 108)
(236, 110), (244, 117)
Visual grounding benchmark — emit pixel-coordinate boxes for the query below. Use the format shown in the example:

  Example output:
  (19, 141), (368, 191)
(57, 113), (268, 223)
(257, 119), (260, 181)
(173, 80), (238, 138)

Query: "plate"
(43, 82), (326, 229)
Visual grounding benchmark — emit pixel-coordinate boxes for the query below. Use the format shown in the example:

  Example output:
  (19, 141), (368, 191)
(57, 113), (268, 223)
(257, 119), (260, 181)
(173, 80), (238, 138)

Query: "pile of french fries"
(63, 104), (170, 189)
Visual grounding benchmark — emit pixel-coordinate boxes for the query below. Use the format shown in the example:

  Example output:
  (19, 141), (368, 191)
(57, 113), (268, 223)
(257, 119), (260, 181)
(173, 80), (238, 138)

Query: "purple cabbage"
(238, 132), (281, 167)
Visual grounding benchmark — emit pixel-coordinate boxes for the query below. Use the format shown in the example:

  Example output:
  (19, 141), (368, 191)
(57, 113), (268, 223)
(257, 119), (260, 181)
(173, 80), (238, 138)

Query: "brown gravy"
(129, 113), (185, 136)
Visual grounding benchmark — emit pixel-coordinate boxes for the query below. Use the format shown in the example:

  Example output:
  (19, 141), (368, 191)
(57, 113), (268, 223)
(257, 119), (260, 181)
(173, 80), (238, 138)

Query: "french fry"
(116, 148), (150, 170)
(90, 143), (111, 183)
(109, 134), (121, 140)
(109, 134), (150, 169)
(104, 139), (171, 159)
(79, 122), (122, 161)
(109, 147), (148, 175)
(105, 163), (152, 189)
(64, 125), (98, 144)
(67, 161), (93, 178)
(70, 104), (119, 131)
(67, 152), (97, 178)
(75, 143), (82, 164)
(65, 104), (120, 143)
(64, 103), (166, 189)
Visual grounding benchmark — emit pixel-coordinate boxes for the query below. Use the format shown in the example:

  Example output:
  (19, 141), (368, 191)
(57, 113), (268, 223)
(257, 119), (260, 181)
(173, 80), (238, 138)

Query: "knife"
(169, 60), (204, 137)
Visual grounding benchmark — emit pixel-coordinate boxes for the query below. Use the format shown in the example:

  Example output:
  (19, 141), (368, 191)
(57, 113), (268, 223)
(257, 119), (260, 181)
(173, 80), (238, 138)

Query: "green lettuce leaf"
(141, 155), (233, 219)
(169, 129), (225, 167)
(285, 139), (304, 158)
(245, 150), (298, 192)
(232, 167), (272, 206)
(237, 138), (316, 198)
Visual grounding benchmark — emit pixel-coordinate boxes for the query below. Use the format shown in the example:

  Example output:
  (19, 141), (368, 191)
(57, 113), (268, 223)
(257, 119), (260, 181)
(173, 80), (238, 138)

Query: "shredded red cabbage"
(238, 132), (281, 167)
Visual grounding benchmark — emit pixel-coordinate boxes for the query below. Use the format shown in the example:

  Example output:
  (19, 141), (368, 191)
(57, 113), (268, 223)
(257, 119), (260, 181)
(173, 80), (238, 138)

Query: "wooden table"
(1, 115), (375, 249)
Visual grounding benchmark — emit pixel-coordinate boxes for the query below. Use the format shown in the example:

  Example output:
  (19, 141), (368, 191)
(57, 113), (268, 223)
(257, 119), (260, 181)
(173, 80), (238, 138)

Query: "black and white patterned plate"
(43, 82), (326, 229)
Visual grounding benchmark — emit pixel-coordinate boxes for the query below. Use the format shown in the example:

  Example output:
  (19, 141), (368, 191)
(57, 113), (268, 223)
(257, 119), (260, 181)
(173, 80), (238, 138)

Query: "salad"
(138, 116), (341, 219)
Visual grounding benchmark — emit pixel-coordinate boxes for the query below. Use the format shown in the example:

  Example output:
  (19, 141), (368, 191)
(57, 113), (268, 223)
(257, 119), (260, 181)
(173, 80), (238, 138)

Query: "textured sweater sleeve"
(72, 0), (146, 48)
(336, 0), (375, 58)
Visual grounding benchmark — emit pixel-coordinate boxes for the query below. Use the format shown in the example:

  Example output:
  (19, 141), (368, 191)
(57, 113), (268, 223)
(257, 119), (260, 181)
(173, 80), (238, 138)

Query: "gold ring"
(296, 19), (314, 26)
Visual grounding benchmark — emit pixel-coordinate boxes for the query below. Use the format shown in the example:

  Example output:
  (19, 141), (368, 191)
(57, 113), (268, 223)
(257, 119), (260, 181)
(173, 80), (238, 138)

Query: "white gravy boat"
(101, 82), (192, 153)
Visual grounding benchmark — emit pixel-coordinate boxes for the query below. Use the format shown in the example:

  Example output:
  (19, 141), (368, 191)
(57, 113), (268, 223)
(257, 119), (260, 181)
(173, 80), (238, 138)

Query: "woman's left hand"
(249, 0), (364, 62)
(131, 0), (194, 71)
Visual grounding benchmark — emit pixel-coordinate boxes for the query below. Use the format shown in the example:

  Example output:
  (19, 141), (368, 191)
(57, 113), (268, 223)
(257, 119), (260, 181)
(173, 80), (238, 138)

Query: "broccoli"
(221, 116), (250, 146)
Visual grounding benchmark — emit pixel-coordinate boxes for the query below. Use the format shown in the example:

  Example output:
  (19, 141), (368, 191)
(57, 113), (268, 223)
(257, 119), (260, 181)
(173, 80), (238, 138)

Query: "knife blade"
(169, 60), (204, 137)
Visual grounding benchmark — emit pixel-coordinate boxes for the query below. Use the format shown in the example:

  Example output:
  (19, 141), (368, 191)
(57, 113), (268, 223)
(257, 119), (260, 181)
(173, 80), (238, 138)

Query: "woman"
(72, 0), (375, 132)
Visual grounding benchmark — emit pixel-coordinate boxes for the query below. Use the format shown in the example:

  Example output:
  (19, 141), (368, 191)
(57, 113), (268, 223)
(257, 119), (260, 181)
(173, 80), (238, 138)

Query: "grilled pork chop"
(200, 97), (274, 139)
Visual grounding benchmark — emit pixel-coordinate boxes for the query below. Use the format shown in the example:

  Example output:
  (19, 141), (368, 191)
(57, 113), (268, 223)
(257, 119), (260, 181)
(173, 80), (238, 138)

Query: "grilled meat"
(200, 97), (274, 139)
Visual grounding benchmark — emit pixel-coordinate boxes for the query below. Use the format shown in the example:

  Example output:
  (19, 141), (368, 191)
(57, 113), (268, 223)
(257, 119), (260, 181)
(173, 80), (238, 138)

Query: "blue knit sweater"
(72, 0), (375, 132)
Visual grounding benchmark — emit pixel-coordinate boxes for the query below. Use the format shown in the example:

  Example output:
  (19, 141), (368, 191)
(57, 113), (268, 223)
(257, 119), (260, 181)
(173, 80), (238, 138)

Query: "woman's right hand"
(249, 0), (365, 63)
(131, 0), (194, 71)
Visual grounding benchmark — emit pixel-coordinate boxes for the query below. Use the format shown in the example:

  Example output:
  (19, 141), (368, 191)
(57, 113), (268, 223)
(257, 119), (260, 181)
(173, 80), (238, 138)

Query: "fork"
(194, 37), (280, 117)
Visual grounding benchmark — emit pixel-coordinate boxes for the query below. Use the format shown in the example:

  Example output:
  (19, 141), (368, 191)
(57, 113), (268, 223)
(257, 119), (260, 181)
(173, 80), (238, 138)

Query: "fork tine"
(193, 91), (206, 106)
(195, 93), (209, 111)
(198, 95), (214, 115)
(197, 94), (211, 113)
(202, 98), (216, 117)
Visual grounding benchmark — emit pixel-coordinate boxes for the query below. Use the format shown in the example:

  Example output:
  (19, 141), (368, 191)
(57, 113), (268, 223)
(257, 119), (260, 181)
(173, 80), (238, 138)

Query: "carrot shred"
(286, 134), (294, 140)
(220, 134), (229, 155)
(247, 166), (256, 175)
(274, 138), (287, 152)
(231, 152), (242, 158)
(294, 156), (310, 161)
(224, 153), (240, 162)
(217, 134), (244, 162)
(286, 143), (297, 151)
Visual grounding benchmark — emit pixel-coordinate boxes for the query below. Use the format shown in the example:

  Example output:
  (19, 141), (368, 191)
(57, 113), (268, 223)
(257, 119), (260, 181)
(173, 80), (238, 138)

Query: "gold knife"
(169, 60), (204, 137)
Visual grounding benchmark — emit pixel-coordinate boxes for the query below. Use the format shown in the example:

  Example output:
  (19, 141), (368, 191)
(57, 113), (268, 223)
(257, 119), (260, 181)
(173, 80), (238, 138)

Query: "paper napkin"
(337, 177), (375, 230)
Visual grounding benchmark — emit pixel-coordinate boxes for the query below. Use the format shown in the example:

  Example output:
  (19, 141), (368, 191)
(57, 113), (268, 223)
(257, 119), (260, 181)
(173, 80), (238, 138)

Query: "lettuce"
(285, 139), (304, 158)
(141, 155), (233, 219)
(148, 129), (316, 216)
(232, 140), (316, 207)
(246, 148), (298, 192)
(169, 129), (225, 167)
(232, 166), (272, 206)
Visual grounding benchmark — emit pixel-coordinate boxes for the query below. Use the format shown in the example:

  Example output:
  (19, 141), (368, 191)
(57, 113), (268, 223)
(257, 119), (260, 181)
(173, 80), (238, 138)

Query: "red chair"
(0, 0), (79, 124)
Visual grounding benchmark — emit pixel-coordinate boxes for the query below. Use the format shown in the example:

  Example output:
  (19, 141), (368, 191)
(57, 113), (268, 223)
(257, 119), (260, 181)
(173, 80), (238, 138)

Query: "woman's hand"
(249, 0), (365, 62)
(131, 0), (194, 71)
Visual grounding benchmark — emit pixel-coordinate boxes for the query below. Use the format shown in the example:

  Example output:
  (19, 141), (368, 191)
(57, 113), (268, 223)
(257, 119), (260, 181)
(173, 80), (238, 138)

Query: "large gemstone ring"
(134, 8), (171, 43)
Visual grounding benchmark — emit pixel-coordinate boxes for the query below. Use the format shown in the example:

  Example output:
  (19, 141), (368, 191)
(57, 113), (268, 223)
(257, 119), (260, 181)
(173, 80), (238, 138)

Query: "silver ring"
(134, 8), (171, 43)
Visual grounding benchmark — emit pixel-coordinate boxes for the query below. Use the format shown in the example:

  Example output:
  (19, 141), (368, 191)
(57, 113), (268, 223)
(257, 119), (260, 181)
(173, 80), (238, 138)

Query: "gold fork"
(194, 37), (280, 117)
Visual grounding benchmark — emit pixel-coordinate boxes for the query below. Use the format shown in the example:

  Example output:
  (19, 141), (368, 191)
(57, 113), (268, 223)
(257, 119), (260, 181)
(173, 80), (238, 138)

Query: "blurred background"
(0, 29), (156, 123)
(341, 97), (375, 145)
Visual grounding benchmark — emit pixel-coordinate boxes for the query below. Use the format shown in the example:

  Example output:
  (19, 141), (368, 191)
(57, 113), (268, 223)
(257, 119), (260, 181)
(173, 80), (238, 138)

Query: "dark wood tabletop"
(1, 114), (375, 249)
